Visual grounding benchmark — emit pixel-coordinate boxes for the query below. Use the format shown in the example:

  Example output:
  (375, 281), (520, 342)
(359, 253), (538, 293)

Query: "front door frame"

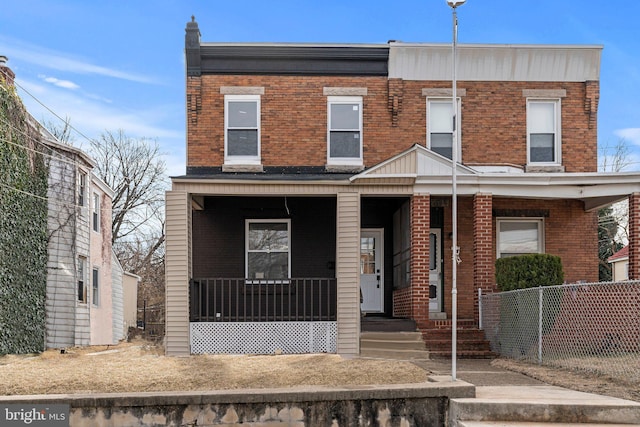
(429, 228), (443, 314)
(360, 228), (384, 313)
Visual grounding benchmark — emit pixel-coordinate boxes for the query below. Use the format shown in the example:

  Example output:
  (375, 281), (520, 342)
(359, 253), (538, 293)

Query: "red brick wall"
(410, 194), (431, 328)
(473, 193), (495, 321)
(392, 287), (412, 318)
(187, 76), (598, 173)
(492, 198), (599, 283)
(629, 193), (640, 280)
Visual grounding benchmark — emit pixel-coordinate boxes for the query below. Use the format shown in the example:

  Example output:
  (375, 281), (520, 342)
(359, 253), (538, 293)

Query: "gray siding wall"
(75, 179), (91, 346)
(45, 155), (78, 349)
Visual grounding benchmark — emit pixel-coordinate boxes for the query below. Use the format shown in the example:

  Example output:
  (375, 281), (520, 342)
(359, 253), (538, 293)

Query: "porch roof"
(350, 144), (640, 211)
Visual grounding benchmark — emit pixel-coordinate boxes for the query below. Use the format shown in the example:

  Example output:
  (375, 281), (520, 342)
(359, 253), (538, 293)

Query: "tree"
(90, 130), (167, 246)
(597, 138), (631, 281)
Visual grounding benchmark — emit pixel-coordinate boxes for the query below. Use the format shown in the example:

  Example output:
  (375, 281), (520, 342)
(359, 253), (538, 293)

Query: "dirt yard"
(0, 339), (637, 402)
(0, 340), (429, 395)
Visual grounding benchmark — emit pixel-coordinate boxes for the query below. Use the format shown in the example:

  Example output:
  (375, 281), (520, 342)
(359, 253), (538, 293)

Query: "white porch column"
(165, 191), (192, 356)
(336, 191), (361, 356)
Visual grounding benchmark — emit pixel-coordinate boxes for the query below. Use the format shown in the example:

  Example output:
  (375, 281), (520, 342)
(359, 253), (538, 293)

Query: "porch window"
(497, 218), (544, 258)
(427, 98), (460, 161)
(327, 96), (362, 165)
(225, 95), (260, 164)
(246, 219), (291, 281)
(527, 99), (561, 164)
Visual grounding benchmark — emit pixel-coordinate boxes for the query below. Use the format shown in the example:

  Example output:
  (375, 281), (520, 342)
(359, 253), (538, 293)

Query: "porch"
(189, 278), (337, 354)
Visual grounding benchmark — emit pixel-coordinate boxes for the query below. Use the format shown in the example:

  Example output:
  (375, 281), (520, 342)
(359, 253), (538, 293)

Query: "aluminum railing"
(190, 278), (337, 322)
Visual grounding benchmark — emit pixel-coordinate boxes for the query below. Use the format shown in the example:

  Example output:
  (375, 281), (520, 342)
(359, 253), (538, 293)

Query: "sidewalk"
(410, 358), (640, 426)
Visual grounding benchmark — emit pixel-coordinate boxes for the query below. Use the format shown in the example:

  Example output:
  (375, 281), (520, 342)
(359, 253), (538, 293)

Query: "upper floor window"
(78, 172), (86, 207)
(427, 98), (460, 161)
(225, 95), (260, 164)
(77, 256), (87, 303)
(92, 193), (100, 232)
(246, 219), (291, 282)
(527, 99), (561, 164)
(327, 96), (362, 166)
(496, 218), (544, 258)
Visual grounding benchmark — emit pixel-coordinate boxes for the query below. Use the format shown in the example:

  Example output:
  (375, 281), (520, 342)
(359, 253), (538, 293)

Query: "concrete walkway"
(409, 359), (640, 426)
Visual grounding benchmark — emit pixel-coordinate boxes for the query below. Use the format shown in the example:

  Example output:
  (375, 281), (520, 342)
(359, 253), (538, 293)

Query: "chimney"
(0, 56), (16, 86)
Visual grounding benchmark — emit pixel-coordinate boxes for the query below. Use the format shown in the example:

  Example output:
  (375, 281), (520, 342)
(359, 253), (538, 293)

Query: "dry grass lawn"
(0, 339), (429, 396)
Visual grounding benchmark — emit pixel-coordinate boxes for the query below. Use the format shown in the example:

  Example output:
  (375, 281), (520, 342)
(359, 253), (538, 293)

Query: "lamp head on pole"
(446, 0), (466, 8)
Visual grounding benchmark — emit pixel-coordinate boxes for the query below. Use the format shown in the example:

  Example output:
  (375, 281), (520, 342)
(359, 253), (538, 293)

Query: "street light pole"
(446, 0), (465, 382)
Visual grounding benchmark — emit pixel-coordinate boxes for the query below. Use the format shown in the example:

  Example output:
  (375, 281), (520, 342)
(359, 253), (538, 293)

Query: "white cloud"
(0, 36), (159, 84)
(39, 74), (80, 90)
(16, 77), (183, 155)
(614, 128), (640, 146)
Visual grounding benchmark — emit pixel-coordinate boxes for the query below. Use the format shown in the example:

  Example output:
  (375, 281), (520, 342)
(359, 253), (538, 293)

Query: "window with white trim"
(92, 267), (100, 306)
(92, 193), (100, 232)
(327, 96), (362, 165)
(527, 99), (561, 164)
(77, 256), (87, 303)
(427, 98), (460, 160)
(225, 94), (260, 164)
(246, 219), (291, 281)
(496, 218), (544, 258)
(78, 172), (86, 207)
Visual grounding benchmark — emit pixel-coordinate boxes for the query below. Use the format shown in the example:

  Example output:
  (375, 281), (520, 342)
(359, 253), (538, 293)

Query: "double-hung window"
(92, 267), (100, 306)
(427, 98), (460, 161)
(78, 172), (86, 207)
(496, 218), (544, 258)
(327, 96), (362, 166)
(92, 193), (100, 232)
(527, 99), (561, 164)
(246, 219), (291, 282)
(77, 256), (87, 303)
(225, 95), (260, 164)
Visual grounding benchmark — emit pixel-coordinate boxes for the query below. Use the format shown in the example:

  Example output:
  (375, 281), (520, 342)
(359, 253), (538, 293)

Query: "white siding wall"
(111, 252), (124, 343)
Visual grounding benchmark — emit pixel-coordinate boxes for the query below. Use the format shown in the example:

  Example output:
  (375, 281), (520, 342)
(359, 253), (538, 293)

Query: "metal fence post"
(478, 288), (483, 330)
(538, 286), (543, 365)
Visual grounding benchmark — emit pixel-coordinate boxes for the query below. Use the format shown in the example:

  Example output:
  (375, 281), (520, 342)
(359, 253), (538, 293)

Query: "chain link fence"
(480, 281), (640, 383)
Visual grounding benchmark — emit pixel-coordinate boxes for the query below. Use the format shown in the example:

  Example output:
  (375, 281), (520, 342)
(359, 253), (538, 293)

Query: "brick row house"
(165, 18), (640, 356)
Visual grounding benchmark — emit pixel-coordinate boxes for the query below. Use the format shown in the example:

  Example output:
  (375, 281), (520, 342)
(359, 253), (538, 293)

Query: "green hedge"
(495, 253), (564, 291)
(0, 80), (48, 355)
(495, 254), (564, 359)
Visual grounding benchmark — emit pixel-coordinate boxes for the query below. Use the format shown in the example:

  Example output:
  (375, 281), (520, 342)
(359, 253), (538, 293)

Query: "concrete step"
(449, 386), (640, 426)
(359, 348), (430, 360)
(360, 331), (429, 359)
(429, 350), (496, 360)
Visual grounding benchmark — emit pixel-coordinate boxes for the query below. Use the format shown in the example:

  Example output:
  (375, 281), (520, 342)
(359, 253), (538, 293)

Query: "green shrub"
(495, 254), (564, 359)
(495, 253), (564, 291)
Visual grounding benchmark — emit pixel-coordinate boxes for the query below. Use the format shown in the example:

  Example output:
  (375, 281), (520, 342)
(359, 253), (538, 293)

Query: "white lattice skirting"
(190, 321), (337, 354)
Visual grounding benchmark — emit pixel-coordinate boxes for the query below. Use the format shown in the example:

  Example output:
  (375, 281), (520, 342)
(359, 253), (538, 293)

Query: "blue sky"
(1, 0), (639, 178)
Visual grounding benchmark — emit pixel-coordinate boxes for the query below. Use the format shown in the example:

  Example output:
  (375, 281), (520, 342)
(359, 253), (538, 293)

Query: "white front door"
(429, 229), (443, 312)
(360, 229), (384, 313)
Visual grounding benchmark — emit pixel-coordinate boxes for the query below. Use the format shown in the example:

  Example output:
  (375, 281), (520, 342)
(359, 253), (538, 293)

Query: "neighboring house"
(165, 18), (640, 356)
(0, 58), (129, 349)
(42, 132), (125, 347)
(608, 246), (629, 281)
(122, 271), (141, 334)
